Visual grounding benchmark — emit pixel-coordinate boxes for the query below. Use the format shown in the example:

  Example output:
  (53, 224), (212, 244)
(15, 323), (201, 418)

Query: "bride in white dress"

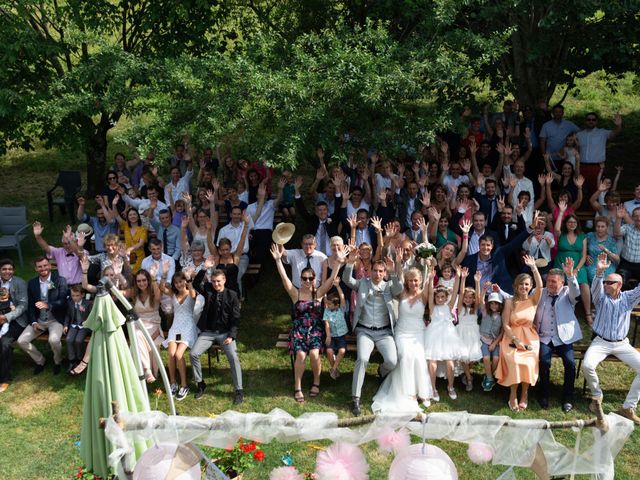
(372, 266), (432, 414)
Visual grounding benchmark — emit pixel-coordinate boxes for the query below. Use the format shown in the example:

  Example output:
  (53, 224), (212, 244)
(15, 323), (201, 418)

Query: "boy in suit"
(64, 285), (92, 372)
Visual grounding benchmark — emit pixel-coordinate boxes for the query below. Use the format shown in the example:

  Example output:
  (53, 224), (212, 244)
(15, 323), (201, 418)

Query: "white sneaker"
(432, 390), (440, 402)
(448, 387), (458, 400)
(170, 383), (178, 397)
(176, 385), (189, 401)
(420, 398), (431, 408)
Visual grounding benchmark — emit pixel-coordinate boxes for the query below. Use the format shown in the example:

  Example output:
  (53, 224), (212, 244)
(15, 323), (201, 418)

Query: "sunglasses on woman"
(301, 276), (315, 282)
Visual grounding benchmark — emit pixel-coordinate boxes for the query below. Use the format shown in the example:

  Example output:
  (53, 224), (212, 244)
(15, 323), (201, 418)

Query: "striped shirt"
(591, 274), (640, 341)
(619, 224), (640, 263)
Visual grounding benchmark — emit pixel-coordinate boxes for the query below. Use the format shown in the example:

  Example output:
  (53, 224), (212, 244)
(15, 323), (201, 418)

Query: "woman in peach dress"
(496, 255), (543, 412)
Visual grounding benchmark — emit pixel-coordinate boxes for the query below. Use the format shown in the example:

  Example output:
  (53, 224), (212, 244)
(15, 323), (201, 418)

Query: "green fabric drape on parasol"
(80, 291), (150, 478)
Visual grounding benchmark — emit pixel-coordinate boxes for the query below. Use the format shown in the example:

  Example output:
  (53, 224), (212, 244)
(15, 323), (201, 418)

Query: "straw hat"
(534, 258), (549, 268)
(75, 223), (94, 238)
(272, 222), (295, 245)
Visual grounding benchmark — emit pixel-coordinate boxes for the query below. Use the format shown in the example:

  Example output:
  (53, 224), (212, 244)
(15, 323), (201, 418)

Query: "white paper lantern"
(133, 443), (201, 480)
(388, 443), (458, 480)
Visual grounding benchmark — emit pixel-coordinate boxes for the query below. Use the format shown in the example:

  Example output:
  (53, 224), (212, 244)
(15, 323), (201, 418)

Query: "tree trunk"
(86, 133), (107, 197)
(84, 112), (117, 196)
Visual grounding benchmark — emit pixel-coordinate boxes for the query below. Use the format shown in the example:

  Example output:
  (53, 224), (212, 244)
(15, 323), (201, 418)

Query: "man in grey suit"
(342, 249), (402, 416)
(0, 258), (29, 392)
(533, 258), (583, 413)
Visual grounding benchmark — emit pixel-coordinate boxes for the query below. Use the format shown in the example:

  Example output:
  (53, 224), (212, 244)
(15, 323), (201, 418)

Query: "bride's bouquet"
(414, 241), (437, 259)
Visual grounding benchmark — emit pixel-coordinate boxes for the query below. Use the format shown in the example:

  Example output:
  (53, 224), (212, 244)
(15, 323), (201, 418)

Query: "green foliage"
(119, 14), (508, 169)
(459, 0), (640, 105)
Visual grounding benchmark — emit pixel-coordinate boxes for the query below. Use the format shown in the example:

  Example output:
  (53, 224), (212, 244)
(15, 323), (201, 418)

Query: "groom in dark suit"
(17, 257), (68, 375)
(190, 266), (244, 404)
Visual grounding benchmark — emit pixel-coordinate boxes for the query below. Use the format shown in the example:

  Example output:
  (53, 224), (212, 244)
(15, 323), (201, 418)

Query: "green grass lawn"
(1, 72), (640, 479)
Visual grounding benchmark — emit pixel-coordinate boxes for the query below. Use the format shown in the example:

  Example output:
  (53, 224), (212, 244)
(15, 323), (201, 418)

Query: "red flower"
(253, 450), (265, 462)
(239, 443), (249, 453)
(76, 474), (82, 479)
(245, 442), (257, 452)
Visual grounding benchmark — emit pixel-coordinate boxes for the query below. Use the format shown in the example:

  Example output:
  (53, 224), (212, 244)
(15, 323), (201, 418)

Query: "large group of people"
(0, 102), (638, 430)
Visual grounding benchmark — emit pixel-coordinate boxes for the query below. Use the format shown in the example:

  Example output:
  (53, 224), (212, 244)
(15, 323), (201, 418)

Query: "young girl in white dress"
(372, 264), (433, 414)
(424, 265), (464, 401)
(160, 270), (198, 401)
(456, 268), (483, 391)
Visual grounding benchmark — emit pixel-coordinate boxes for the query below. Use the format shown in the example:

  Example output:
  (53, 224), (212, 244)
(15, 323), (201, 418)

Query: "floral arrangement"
(414, 241), (437, 259)
(212, 437), (265, 477)
(73, 466), (104, 480)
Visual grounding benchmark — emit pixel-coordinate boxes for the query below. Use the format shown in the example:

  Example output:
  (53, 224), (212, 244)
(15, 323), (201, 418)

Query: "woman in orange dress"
(496, 255), (543, 412)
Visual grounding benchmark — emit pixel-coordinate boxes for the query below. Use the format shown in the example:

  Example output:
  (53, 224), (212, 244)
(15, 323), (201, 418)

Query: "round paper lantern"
(388, 443), (458, 480)
(133, 443), (201, 480)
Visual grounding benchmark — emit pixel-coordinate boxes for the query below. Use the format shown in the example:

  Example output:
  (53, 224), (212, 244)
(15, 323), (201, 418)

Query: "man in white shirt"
(164, 165), (193, 204)
(218, 205), (253, 297)
(120, 185), (168, 224)
(245, 182), (282, 264)
(577, 112), (622, 194)
(281, 235), (327, 288)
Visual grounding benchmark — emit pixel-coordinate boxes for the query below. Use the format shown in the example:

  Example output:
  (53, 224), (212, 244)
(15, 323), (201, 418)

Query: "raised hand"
(270, 243), (282, 261)
(545, 173), (554, 185)
(427, 206), (440, 221)
(394, 246), (404, 263)
(598, 181), (609, 192)
(80, 255), (90, 273)
(558, 199), (568, 212)
(76, 230), (87, 248)
(32, 221), (43, 236)
(460, 219), (472, 234)
(315, 167), (326, 182)
(278, 176), (286, 190)
(384, 222), (398, 238)
(562, 257), (575, 277)
(497, 195), (505, 211)
(370, 216), (382, 232)
(522, 255), (536, 268)
(575, 175), (585, 188)
(183, 265), (196, 281)
(257, 183), (267, 200)
(181, 216), (189, 230)
(383, 255), (395, 272)
(615, 165), (624, 173)
(474, 270), (482, 283)
(616, 205), (627, 219)
(204, 255), (216, 269)
(211, 178), (220, 191)
(460, 266), (469, 278)
(538, 174), (546, 186)
(596, 252), (610, 273)
(420, 189), (431, 208)
(477, 174), (485, 187)
(416, 216), (427, 232)
(148, 260), (158, 278)
(205, 189), (215, 202)
(294, 176), (304, 191)
(347, 213), (358, 229)
(162, 260), (171, 275)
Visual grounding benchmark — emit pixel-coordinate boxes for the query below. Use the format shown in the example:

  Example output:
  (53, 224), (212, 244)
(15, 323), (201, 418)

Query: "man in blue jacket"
(461, 212), (537, 293)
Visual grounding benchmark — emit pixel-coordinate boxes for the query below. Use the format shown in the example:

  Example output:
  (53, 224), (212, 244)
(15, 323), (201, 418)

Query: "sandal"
(294, 389), (305, 403)
(309, 384), (320, 398)
(70, 360), (88, 376)
(508, 398), (520, 412)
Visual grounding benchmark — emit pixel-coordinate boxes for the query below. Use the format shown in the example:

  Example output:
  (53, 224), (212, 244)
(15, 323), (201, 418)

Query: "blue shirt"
(591, 275), (640, 341)
(323, 307), (348, 337)
(81, 214), (117, 253)
(539, 119), (579, 162)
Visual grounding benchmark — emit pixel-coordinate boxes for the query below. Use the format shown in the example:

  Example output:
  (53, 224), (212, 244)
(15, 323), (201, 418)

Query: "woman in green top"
(553, 203), (591, 324)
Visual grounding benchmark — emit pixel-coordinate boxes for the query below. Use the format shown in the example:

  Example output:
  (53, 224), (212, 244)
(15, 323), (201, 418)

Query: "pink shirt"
(47, 246), (85, 285)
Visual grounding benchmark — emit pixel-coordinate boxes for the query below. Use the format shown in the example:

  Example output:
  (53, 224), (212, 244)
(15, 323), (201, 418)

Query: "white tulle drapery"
(105, 409), (633, 480)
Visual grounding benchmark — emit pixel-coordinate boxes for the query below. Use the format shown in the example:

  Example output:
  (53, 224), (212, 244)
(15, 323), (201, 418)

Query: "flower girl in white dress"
(456, 268), (484, 392)
(424, 265), (465, 401)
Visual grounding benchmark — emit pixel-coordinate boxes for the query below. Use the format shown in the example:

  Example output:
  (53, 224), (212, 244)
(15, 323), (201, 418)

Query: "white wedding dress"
(371, 298), (432, 414)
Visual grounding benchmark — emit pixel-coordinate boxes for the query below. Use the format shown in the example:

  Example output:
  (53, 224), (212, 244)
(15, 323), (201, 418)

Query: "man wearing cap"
(533, 259), (582, 413)
(32, 222), (86, 286)
(582, 253), (640, 428)
(0, 259), (28, 392)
